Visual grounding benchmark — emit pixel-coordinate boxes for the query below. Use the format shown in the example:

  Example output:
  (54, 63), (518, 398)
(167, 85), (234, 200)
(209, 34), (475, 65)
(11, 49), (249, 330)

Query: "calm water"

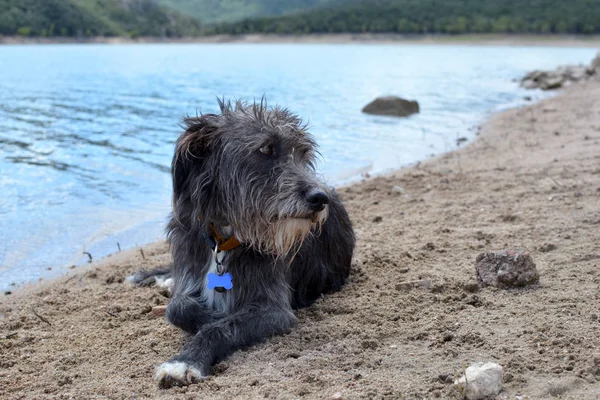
(0, 44), (595, 289)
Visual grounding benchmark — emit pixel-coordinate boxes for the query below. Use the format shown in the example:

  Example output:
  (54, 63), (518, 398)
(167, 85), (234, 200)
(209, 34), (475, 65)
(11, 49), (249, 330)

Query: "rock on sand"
(454, 362), (503, 400)
(520, 52), (600, 90)
(475, 248), (539, 289)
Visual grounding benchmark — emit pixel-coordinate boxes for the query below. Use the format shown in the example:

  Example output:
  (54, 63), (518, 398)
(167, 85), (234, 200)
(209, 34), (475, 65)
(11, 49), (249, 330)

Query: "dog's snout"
(306, 189), (329, 212)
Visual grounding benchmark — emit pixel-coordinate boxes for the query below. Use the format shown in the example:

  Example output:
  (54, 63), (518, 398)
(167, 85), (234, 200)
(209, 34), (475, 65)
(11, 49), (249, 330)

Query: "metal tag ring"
(213, 243), (225, 275)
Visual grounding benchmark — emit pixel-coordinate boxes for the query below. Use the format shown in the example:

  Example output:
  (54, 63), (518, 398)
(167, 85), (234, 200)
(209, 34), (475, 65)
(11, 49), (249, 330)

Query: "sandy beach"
(2, 34), (600, 48)
(1, 78), (600, 399)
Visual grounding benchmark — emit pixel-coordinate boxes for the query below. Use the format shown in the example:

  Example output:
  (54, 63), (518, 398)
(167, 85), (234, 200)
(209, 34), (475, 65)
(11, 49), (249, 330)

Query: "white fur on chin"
(272, 208), (328, 255)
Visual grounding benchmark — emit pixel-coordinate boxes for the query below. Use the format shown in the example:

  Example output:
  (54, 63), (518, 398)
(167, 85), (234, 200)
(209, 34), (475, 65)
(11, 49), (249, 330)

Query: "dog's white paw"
(155, 276), (174, 297)
(155, 361), (207, 388)
(155, 276), (173, 291)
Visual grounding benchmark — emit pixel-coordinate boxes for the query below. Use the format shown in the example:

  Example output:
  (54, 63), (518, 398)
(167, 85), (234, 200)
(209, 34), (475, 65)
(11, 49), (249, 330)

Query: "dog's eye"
(259, 145), (274, 156)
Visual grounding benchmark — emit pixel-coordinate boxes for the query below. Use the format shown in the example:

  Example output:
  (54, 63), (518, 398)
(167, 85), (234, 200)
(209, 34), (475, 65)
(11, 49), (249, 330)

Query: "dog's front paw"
(155, 361), (207, 388)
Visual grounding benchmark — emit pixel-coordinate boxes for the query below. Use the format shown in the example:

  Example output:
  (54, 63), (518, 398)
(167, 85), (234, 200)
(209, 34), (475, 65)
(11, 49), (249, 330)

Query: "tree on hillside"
(0, 0), (203, 37)
(210, 0), (600, 35)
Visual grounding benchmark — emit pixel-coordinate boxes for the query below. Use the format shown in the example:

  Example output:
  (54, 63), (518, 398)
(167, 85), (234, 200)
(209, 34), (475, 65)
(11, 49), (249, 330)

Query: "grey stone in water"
(520, 79), (538, 90)
(362, 96), (420, 117)
(475, 248), (539, 288)
(454, 362), (503, 400)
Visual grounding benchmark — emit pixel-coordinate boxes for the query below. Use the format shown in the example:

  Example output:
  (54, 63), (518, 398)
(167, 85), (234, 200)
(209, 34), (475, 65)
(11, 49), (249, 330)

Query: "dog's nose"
(306, 189), (329, 212)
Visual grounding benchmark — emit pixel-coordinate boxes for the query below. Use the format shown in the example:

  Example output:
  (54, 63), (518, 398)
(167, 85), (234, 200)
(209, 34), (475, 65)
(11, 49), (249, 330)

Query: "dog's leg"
(126, 266), (171, 287)
(155, 305), (296, 388)
(165, 294), (222, 335)
(164, 263), (229, 334)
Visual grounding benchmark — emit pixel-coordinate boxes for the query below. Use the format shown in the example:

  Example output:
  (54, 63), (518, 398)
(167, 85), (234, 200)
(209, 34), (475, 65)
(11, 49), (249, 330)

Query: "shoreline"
(0, 93), (525, 292)
(2, 33), (600, 47)
(2, 81), (600, 398)
(2, 70), (550, 292)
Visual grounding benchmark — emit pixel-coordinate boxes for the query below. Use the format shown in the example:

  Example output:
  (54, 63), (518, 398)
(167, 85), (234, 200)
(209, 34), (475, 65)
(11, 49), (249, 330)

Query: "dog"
(133, 99), (355, 388)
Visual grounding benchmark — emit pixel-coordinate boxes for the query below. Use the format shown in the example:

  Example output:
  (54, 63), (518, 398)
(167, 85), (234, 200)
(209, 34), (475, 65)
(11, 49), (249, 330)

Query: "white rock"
(454, 362), (503, 400)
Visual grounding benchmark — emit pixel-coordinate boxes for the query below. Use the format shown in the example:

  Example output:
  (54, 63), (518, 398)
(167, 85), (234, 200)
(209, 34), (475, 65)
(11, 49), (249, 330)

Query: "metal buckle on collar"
(201, 222), (241, 253)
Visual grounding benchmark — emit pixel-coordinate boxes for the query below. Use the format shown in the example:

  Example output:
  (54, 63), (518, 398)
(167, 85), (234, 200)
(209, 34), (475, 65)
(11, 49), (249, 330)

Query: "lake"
(0, 43), (595, 289)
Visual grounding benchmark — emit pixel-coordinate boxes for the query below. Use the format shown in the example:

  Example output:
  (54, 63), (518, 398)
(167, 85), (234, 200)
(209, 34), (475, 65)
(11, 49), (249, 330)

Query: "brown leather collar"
(200, 218), (241, 252)
(209, 223), (241, 252)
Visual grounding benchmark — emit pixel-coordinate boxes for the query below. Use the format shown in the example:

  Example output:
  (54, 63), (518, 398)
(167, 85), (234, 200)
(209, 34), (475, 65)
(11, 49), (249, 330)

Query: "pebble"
(454, 362), (503, 400)
(538, 243), (557, 253)
(395, 279), (432, 292)
(442, 332), (454, 342)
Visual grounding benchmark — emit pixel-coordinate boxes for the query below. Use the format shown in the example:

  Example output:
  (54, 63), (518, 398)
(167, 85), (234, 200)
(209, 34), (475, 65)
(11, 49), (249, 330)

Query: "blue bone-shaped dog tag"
(207, 272), (233, 292)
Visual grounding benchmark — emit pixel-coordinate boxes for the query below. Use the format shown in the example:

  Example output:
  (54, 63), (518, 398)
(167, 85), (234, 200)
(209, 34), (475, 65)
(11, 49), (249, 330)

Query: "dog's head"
(171, 99), (329, 256)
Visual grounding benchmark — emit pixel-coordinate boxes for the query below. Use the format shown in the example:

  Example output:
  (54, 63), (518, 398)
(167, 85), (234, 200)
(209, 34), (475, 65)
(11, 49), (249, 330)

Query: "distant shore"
(2, 33), (600, 47)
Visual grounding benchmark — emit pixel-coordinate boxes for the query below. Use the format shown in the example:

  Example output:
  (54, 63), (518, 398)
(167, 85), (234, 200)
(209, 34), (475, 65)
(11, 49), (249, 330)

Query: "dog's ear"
(172, 115), (220, 198)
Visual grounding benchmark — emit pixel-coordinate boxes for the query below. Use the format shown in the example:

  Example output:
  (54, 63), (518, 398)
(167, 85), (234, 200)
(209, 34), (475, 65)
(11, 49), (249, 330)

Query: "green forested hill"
(158, 0), (341, 23)
(0, 0), (203, 37)
(2, 0), (599, 38)
(210, 0), (600, 35)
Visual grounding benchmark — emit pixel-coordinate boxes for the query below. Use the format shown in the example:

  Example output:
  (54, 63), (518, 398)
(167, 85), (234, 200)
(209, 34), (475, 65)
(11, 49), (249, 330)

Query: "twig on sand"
(83, 252), (93, 263)
(117, 242), (122, 252)
(106, 310), (119, 318)
(2, 332), (18, 339)
(31, 307), (52, 326)
(64, 274), (78, 284)
(547, 175), (565, 189)
(139, 248), (146, 261)
(151, 305), (167, 316)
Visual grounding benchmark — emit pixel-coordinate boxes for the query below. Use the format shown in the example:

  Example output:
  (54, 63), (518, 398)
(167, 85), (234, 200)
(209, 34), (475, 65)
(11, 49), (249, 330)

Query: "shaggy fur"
(134, 99), (355, 388)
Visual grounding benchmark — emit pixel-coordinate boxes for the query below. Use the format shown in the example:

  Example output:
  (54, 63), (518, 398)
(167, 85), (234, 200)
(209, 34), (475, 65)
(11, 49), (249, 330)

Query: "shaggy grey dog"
(138, 99), (354, 388)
